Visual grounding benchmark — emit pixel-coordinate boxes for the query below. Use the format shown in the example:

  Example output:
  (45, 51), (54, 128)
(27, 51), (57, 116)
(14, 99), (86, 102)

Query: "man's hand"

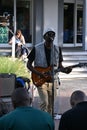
(64, 66), (72, 74)
(61, 66), (72, 74)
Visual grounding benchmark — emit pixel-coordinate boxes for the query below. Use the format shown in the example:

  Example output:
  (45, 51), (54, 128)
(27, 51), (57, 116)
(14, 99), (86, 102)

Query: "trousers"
(37, 80), (57, 115)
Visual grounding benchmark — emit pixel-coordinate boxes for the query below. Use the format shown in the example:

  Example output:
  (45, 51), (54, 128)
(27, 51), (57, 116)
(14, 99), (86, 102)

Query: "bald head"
(70, 90), (86, 108)
(11, 88), (31, 109)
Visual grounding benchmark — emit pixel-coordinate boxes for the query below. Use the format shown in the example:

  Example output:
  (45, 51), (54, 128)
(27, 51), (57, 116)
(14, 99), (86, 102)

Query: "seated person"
(9, 29), (28, 59)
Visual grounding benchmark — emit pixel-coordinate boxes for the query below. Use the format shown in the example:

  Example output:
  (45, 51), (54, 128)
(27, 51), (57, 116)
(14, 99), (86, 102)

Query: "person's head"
(15, 29), (22, 38)
(11, 87), (31, 109)
(43, 28), (55, 44)
(70, 90), (86, 108)
(16, 77), (30, 90)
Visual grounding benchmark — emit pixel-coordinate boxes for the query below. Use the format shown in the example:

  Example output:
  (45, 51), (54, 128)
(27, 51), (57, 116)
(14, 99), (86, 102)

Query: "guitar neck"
(54, 63), (80, 74)
(68, 64), (79, 68)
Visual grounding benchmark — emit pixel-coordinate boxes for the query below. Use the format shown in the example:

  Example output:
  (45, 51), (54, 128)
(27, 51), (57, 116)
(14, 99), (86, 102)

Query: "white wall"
(43, 0), (58, 45)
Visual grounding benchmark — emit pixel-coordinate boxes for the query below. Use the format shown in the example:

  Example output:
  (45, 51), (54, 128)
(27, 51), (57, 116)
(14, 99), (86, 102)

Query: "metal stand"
(51, 42), (55, 118)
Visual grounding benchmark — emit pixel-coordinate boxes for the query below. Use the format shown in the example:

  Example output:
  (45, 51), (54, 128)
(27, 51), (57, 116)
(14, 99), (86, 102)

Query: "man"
(0, 88), (54, 130)
(70, 90), (86, 108)
(27, 28), (72, 115)
(59, 90), (87, 130)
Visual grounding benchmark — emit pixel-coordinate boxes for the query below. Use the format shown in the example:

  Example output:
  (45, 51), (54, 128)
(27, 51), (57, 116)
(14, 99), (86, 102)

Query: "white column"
(58, 0), (64, 47)
(12, 0), (16, 58)
(43, 0), (58, 46)
(83, 0), (87, 50)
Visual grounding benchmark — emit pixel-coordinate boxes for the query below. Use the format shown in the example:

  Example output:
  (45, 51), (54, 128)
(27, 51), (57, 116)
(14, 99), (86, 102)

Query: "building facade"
(0, 0), (87, 56)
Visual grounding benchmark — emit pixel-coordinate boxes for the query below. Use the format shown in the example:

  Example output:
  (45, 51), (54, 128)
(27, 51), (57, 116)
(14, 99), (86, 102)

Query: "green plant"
(0, 57), (30, 78)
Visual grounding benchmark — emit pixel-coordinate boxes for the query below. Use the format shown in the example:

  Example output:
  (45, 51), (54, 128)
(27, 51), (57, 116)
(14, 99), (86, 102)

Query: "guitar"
(32, 63), (87, 87)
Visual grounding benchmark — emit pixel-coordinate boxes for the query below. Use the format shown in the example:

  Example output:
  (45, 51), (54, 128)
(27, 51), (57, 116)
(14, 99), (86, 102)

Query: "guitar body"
(32, 63), (87, 87)
(32, 66), (52, 87)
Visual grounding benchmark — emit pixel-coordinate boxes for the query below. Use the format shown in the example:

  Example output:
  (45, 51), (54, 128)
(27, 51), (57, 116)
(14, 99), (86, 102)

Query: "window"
(16, 0), (32, 43)
(77, 4), (83, 43)
(63, 3), (74, 43)
(0, 0), (32, 44)
(0, 0), (13, 44)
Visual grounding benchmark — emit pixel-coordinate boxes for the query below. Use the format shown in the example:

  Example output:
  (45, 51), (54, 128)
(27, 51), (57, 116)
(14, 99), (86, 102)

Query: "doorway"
(63, 1), (83, 47)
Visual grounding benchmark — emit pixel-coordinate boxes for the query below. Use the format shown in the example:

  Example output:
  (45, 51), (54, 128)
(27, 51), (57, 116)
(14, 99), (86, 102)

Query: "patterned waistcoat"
(34, 42), (59, 68)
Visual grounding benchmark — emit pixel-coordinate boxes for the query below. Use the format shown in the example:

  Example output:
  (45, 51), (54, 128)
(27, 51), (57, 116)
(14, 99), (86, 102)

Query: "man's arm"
(58, 47), (72, 74)
(27, 48), (46, 78)
(27, 47), (35, 72)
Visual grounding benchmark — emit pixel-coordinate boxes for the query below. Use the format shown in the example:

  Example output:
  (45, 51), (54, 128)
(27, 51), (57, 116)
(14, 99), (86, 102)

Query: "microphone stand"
(51, 40), (55, 118)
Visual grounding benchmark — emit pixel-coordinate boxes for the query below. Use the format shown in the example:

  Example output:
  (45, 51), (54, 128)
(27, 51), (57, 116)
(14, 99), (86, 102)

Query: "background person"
(58, 90), (87, 130)
(70, 90), (86, 108)
(16, 76), (32, 105)
(9, 29), (27, 59)
(0, 87), (54, 130)
(27, 28), (72, 115)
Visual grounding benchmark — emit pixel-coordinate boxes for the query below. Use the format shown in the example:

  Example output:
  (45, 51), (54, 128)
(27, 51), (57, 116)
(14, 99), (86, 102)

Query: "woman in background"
(9, 29), (27, 59)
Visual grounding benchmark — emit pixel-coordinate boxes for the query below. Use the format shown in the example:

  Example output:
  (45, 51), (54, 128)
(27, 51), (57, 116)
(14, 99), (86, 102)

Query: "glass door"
(77, 4), (83, 44)
(63, 3), (74, 44)
(63, 1), (83, 47)
(16, 0), (32, 43)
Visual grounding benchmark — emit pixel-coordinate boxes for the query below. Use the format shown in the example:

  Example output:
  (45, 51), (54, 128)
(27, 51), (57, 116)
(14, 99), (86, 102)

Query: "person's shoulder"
(0, 110), (15, 122)
(54, 45), (59, 52)
(61, 108), (74, 118)
(10, 35), (15, 40)
(63, 101), (87, 117)
(54, 45), (62, 50)
(76, 101), (87, 108)
(21, 35), (24, 38)
(35, 42), (44, 47)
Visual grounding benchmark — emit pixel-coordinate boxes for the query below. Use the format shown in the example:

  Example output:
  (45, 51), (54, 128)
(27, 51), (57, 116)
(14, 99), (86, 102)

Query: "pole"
(51, 41), (54, 118)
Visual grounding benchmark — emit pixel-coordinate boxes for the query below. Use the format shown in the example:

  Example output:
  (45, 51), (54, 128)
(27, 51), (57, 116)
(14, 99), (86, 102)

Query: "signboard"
(0, 27), (8, 43)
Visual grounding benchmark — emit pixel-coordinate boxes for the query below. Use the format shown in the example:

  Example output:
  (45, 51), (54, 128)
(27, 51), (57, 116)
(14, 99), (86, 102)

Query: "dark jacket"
(59, 101), (87, 130)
